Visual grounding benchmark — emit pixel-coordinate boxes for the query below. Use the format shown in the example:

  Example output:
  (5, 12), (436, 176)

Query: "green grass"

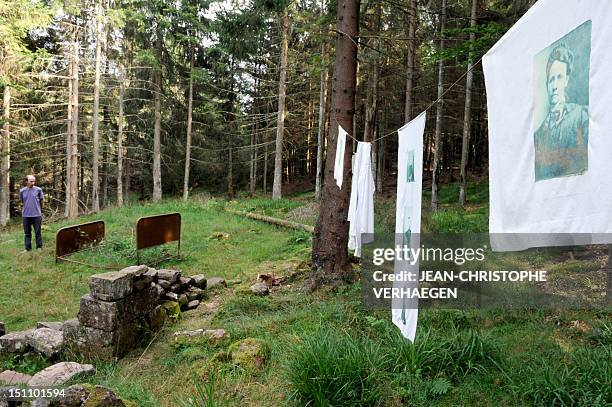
(0, 195), (308, 331)
(1, 183), (610, 406)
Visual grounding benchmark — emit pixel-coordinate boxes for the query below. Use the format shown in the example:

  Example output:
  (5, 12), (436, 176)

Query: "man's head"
(546, 44), (573, 108)
(26, 175), (36, 188)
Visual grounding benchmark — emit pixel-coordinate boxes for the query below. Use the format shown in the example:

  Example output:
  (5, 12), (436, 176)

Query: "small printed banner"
(348, 142), (375, 257)
(334, 125), (348, 189)
(483, 0), (612, 250)
(392, 112), (425, 342)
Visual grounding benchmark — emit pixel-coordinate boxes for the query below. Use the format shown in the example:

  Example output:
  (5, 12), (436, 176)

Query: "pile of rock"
(155, 269), (207, 311)
(64, 266), (207, 361)
(0, 265), (213, 362)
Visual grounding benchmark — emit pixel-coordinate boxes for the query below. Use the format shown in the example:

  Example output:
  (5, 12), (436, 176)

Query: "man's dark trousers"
(23, 216), (43, 251)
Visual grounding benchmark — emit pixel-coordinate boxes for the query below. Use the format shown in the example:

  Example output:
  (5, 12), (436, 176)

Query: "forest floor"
(0, 183), (611, 406)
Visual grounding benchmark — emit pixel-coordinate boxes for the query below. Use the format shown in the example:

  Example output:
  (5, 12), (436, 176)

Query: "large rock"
(0, 329), (34, 354)
(26, 328), (63, 358)
(250, 282), (269, 296)
(78, 286), (159, 332)
(191, 275), (207, 289)
(119, 265), (148, 277)
(0, 370), (31, 385)
(36, 322), (64, 331)
(78, 295), (124, 332)
(207, 277), (227, 290)
(89, 272), (133, 301)
(28, 362), (95, 387)
(63, 319), (139, 361)
(228, 338), (268, 370)
(157, 269), (180, 284)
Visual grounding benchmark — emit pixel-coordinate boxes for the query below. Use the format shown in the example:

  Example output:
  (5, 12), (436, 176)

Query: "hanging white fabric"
(483, 0), (612, 251)
(348, 142), (375, 257)
(334, 125), (348, 189)
(391, 112), (425, 342)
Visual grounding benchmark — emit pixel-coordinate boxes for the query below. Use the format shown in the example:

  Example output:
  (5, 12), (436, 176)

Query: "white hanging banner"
(348, 142), (375, 257)
(391, 112), (425, 342)
(483, 0), (612, 251)
(334, 125), (348, 189)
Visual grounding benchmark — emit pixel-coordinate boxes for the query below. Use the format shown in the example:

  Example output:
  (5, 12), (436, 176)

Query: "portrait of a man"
(534, 21), (591, 181)
(406, 150), (415, 183)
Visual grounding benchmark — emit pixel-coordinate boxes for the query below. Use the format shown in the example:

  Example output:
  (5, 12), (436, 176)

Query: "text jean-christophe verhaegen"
(369, 245), (548, 300)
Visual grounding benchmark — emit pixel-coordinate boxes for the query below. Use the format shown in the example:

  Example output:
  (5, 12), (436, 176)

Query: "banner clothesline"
(334, 55), (485, 144)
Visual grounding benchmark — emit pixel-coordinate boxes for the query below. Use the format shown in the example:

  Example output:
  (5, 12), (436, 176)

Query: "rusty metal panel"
(136, 213), (181, 251)
(55, 220), (105, 260)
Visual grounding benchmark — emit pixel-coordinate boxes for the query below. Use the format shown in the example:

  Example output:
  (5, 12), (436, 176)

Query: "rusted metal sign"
(55, 220), (105, 262)
(136, 213), (181, 263)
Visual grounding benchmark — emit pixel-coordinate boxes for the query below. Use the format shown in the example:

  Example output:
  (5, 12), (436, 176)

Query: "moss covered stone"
(228, 338), (269, 370)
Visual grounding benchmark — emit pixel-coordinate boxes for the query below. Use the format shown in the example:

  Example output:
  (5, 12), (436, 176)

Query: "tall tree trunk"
(310, 0), (361, 288)
(263, 142), (268, 194)
(431, 0), (447, 212)
(306, 78), (313, 176)
(363, 1), (381, 143)
(315, 63), (329, 201)
(183, 46), (194, 201)
(66, 40), (79, 219)
(102, 143), (108, 208)
(91, 2), (103, 212)
(52, 141), (58, 207)
(376, 136), (385, 192)
(272, 7), (289, 200)
(459, 0), (478, 206)
(249, 133), (255, 195)
(0, 86), (10, 226)
(124, 144), (130, 203)
(405, 0), (417, 123)
(152, 38), (163, 202)
(64, 42), (73, 218)
(228, 133), (233, 198)
(117, 61), (125, 207)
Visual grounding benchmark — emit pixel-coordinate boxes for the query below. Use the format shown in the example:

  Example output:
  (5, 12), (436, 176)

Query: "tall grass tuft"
(518, 346), (612, 406)
(387, 327), (502, 380)
(285, 329), (390, 406)
(177, 374), (227, 407)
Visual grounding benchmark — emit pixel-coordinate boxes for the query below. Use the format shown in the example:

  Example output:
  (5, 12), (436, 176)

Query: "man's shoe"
(36, 248), (43, 252)
(20, 249), (31, 254)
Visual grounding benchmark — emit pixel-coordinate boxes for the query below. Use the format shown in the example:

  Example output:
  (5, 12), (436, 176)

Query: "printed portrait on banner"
(533, 20), (591, 182)
(406, 150), (415, 182)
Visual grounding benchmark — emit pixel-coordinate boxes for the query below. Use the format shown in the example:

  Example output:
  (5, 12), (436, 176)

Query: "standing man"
(19, 175), (44, 252)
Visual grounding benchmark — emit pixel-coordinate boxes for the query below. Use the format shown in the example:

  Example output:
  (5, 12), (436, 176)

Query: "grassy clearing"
(0, 195), (308, 331)
(1, 183), (611, 406)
